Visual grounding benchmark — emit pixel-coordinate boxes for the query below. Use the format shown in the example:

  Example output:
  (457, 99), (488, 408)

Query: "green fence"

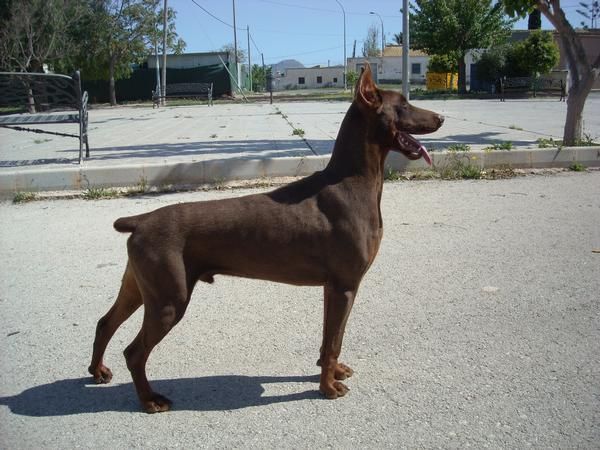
(83, 64), (232, 103)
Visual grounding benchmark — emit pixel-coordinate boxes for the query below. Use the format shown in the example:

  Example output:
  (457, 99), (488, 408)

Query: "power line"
(257, 0), (400, 17)
(189, 0), (263, 57)
(249, 33), (262, 55)
(189, 0), (245, 31)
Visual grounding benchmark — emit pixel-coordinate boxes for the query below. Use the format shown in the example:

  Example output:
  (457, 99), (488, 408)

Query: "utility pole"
(334, 0), (346, 90)
(154, 41), (161, 99)
(161, 0), (167, 106)
(402, 0), (410, 99)
(247, 25), (252, 92)
(232, 0), (239, 91)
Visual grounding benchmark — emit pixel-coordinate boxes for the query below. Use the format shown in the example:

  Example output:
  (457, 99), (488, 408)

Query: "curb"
(1, 146), (599, 197)
(386, 146), (600, 172)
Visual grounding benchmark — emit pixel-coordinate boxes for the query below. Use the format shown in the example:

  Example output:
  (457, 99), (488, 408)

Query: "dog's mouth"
(394, 131), (432, 165)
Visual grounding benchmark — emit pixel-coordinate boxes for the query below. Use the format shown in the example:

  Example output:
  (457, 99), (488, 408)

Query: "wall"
(348, 56), (435, 84)
(554, 30), (600, 89)
(147, 52), (230, 69)
(277, 67), (345, 90)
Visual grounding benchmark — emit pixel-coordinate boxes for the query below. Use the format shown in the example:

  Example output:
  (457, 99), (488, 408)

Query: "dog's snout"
(436, 114), (445, 127)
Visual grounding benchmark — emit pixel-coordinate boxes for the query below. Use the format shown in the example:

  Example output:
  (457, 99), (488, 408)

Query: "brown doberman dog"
(88, 65), (444, 413)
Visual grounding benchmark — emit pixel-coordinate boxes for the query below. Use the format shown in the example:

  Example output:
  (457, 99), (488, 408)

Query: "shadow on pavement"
(0, 131), (540, 169)
(0, 374), (322, 416)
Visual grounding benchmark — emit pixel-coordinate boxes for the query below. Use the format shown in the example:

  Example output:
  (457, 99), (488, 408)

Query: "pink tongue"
(419, 145), (432, 166)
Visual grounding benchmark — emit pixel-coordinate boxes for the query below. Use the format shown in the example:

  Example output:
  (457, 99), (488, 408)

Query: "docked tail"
(114, 215), (143, 233)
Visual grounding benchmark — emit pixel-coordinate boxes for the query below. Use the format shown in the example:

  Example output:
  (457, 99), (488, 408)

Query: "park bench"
(152, 82), (213, 107)
(0, 71), (90, 163)
(499, 76), (566, 102)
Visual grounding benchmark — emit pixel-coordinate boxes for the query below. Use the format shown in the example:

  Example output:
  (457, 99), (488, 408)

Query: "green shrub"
(427, 53), (459, 73)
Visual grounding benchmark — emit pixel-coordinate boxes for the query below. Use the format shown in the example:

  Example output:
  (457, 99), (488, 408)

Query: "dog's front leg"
(318, 283), (356, 399)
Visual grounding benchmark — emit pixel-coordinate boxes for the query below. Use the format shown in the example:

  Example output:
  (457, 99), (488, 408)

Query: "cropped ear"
(355, 64), (381, 110)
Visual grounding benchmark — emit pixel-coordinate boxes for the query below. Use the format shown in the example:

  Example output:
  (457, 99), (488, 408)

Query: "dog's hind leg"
(123, 257), (192, 413)
(89, 262), (142, 384)
(318, 282), (357, 399)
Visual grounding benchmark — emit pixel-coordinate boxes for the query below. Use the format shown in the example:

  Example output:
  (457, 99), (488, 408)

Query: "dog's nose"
(437, 114), (445, 126)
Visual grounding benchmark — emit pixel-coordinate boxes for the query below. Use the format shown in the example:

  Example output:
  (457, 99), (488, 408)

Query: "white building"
(348, 45), (478, 85)
(276, 66), (345, 90)
(348, 46), (430, 84)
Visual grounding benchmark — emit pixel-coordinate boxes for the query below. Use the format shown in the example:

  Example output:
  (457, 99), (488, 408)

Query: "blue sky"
(171, 0), (587, 67)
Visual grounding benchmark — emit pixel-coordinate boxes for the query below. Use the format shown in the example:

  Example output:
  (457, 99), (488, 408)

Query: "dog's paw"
(316, 359), (354, 380)
(334, 363), (354, 380)
(88, 364), (113, 384)
(319, 381), (350, 399)
(142, 393), (172, 413)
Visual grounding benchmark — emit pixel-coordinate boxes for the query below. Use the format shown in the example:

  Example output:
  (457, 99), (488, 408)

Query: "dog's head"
(354, 64), (444, 165)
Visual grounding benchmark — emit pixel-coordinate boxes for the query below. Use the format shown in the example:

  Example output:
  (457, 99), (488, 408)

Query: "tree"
(503, 0), (600, 145)
(145, 2), (186, 60)
(346, 69), (359, 94)
(410, 0), (513, 93)
(104, 1), (160, 106)
(0, 0), (85, 72)
(427, 53), (459, 73)
(393, 32), (403, 45)
(362, 24), (380, 57)
(519, 30), (559, 76)
(251, 64), (271, 92)
(476, 45), (510, 82)
(70, 0), (184, 106)
(220, 43), (246, 64)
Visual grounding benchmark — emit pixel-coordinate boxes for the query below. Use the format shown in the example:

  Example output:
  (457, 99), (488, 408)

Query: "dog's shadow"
(0, 374), (322, 416)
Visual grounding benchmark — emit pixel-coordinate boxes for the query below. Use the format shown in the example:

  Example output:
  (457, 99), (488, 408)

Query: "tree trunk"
(564, 90), (585, 145)
(457, 54), (467, 94)
(563, 71), (596, 145)
(536, 1), (600, 145)
(109, 53), (117, 106)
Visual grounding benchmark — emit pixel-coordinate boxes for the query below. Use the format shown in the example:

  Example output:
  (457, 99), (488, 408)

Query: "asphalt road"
(1, 172), (599, 448)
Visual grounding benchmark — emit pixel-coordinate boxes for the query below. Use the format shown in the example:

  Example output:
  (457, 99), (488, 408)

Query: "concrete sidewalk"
(1, 94), (599, 194)
(1, 174), (599, 448)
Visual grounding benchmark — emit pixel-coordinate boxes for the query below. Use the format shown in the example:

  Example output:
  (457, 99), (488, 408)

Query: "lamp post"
(334, 0), (347, 90)
(369, 11), (385, 56)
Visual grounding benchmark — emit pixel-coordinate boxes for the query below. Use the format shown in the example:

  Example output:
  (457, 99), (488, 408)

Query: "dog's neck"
(325, 102), (388, 184)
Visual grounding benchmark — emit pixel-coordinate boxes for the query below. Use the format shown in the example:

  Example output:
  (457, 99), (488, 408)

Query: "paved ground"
(1, 93), (599, 177)
(1, 172), (599, 448)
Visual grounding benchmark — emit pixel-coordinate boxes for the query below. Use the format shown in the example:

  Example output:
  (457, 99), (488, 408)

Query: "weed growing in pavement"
(484, 141), (513, 152)
(575, 132), (598, 146)
(569, 162), (586, 172)
(438, 152), (482, 179)
(384, 167), (403, 181)
(292, 128), (305, 137)
(83, 187), (120, 200)
(126, 177), (149, 196)
(13, 191), (37, 204)
(537, 137), (561, 149)
(447, 143), (471, 152)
